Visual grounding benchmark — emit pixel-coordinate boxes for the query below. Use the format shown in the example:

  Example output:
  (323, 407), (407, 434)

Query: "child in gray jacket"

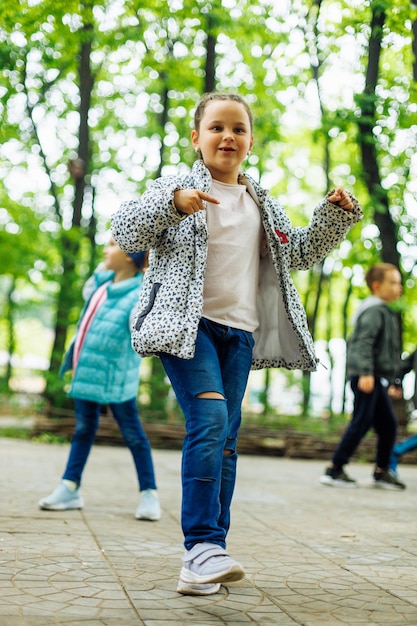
(321, 263), (405, 490)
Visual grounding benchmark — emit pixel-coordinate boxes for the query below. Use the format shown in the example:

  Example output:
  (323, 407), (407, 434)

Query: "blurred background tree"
(0, 0), (416, 423)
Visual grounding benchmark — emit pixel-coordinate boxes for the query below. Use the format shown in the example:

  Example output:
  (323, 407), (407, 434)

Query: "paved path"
(1, 437), (417, 625)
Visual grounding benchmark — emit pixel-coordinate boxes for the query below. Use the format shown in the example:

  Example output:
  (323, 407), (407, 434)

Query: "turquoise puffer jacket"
(61, 270), (143, 403)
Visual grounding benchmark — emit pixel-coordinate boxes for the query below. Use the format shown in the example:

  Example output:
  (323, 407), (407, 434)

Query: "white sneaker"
(39, 482), (84, 511)
(180, 543), (245, 585)
(177, 579), (221, 596)
(135, 489), (161, 521)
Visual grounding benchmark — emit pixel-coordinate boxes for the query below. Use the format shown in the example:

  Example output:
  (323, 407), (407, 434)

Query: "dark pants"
(332, 376), (397, 470)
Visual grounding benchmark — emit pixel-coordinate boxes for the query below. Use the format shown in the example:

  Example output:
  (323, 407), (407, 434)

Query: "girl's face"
(103, 237), (131, 272)
(191, 100), (254, 184)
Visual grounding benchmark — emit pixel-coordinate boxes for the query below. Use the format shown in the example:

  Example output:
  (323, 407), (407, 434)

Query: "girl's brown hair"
(194, 92), (254, 132)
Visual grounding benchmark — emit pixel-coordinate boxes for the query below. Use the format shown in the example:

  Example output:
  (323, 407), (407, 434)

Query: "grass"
(31, 432), (70, 444)
(0, 427), (32, 440)
(242, 409), (349, 435)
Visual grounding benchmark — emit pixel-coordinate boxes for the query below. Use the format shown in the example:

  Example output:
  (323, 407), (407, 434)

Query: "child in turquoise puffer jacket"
(39, 238), (160, 521)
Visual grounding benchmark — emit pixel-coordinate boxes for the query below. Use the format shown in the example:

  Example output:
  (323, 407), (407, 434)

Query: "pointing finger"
(199, 192), (220, 204)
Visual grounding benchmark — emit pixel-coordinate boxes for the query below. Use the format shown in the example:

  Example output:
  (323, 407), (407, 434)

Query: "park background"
(0, 0), (416, 455)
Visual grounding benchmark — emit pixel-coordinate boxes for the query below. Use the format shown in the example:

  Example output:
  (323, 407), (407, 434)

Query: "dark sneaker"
(320, 466), (357, 488)
(372, 469), (406, 490)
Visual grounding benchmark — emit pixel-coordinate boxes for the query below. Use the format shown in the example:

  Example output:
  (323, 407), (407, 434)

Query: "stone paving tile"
(2, 438), (417, 625)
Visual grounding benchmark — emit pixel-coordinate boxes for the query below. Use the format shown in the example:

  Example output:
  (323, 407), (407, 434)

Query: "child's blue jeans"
(160, 318), (254, 551)
(63, 397), (157, 491)
(390, 433), (417, 473)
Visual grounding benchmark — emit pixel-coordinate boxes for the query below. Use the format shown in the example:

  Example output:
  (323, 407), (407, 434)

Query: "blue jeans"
(390, 434), (417, 473)
(160, 318), (254, 551)
(62, 397), (157, 491)
(332, 376), (397, 470)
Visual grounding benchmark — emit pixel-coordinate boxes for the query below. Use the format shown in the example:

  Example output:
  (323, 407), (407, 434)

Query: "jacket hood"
(351, 295), (386, 326)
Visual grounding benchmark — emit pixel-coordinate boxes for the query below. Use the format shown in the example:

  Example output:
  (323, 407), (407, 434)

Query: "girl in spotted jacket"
(111, 92), (363, 596)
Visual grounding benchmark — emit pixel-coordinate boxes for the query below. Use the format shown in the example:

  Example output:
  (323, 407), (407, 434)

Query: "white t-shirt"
(202, 179), (262, 332)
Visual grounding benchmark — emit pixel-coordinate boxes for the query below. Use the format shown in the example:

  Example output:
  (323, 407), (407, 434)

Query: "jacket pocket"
(135, 283), (161, 331)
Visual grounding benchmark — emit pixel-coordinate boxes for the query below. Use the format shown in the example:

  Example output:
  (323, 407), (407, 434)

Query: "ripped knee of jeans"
(224, 436), (238, 456)
(196, 391), (225, 400)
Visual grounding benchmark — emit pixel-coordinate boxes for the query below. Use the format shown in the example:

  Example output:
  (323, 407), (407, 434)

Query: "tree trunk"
(325, 274), (334, 419)
(155, 78), (169, 180)
(356, 4), (399, 267)
(260, 368), (271, 417)
(341, 278), (353, 414)
(302, 265), (324, 414)
(300, 0), (330, 415)
(204, 14), (216, 93)
(1, 277), (16, 391)
(46, 34), (94, 404)
(412, 0), (417, 81)
(356, 2), (406, 420)
(205, 35), (216, 92)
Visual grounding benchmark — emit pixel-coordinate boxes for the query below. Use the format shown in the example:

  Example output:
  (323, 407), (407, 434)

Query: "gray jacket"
(111, 160), (362, 371)
(346, 296), (401, 383)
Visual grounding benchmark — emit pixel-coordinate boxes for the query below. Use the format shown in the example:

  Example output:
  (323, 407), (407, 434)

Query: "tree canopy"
(0, 0), (416, 413)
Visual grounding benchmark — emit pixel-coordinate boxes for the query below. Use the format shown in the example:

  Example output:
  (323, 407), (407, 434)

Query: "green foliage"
(0, 0), (416, 417)
(138, 357), (175, 420)
(243, 409), (349, 436)
(0, 427), (32, 440)
(31, 432), (70, 444)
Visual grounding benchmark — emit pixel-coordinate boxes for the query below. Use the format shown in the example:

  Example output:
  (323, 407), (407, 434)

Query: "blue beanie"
(128, 251), (147, 270)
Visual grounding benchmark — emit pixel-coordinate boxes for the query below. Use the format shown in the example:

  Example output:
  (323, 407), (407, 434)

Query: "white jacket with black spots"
(111, 159), (363, 371)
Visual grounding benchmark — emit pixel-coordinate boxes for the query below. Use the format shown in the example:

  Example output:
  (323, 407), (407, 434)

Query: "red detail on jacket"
(275, 229), (289, 244)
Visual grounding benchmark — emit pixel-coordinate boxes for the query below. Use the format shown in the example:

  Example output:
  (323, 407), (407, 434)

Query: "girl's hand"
(328, 188), (354, 212)
(174, 190), (220, 215)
